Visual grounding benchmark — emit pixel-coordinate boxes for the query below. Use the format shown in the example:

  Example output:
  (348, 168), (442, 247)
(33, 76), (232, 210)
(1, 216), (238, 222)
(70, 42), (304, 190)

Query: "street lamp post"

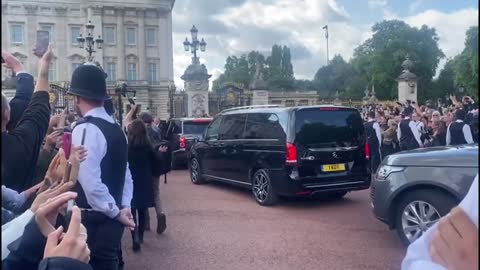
(169, 83), (176, 119)
(322, 25), (329, 65)
(114, 82), (136, 128)
(76, 20), (104, 63)
(183, 25), (207, 64)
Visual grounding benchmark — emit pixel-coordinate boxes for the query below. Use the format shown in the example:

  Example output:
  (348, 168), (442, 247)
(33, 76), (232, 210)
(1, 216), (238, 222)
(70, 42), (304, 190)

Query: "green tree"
(313, 55), (360, 98)
(452, 26), (478, 98)
(351, 20), (445, 101)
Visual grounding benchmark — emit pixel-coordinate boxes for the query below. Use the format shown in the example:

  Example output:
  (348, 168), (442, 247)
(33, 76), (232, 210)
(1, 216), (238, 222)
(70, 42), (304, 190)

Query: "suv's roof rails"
(221, 104), (283, 113)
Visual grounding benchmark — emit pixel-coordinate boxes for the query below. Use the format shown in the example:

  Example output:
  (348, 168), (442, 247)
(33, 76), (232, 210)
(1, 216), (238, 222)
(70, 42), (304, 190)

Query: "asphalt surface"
(123, 170), (405, 270)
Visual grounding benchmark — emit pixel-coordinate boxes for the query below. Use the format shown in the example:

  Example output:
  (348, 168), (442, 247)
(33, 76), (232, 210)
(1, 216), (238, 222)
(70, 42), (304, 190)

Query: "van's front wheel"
(252, 169), (278, 206)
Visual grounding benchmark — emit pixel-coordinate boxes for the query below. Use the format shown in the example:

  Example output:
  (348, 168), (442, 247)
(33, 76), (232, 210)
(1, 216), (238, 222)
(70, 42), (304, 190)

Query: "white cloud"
(404, 8), (478, 59)
(409, 0), (424, 14)
(368, 0), (387, 9)
(172, 0), (479, 88)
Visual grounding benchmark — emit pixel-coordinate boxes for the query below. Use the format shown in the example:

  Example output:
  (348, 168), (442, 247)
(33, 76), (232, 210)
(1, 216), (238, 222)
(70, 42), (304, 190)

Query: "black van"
(166, 118), (212, 168)
(189, 105), (371, 206)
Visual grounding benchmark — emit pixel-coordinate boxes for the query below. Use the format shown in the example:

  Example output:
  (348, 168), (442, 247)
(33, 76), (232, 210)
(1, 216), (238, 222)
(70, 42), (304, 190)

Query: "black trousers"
(82, 211), (124, 270)
(132, 208), (148, 241)
(400, 140), (419, 151)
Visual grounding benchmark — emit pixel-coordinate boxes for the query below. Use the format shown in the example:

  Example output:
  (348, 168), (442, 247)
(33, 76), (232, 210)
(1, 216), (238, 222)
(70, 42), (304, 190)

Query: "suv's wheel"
(252, 169), (278, 206)
(394, 189), (458, 246)
(190, 158), (205, 185)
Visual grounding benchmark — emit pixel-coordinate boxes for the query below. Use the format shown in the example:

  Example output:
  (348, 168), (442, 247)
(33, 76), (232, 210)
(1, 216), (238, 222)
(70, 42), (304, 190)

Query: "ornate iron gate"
(49, 82), (75, 115)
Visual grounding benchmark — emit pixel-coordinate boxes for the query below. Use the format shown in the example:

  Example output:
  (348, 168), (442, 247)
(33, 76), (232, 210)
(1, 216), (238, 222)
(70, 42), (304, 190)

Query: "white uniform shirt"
(72, 107), (133, 219)
(446, 120), (474, 145)
(401, 175), (478, 270)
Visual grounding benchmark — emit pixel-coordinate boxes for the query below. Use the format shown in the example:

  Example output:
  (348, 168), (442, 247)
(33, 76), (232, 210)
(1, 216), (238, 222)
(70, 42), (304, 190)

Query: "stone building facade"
(1, 0), (175, 119)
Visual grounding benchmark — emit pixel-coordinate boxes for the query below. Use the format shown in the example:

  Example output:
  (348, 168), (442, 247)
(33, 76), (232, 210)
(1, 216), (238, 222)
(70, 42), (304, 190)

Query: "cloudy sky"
(171, 0), (478, 89)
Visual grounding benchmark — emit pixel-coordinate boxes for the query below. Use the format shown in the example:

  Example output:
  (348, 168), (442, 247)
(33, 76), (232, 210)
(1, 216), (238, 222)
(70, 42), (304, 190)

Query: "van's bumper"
(269, 169), (371, 196)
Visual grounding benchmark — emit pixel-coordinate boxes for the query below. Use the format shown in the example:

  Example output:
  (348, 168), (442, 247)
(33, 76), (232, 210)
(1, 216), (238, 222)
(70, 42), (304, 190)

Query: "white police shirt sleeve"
(122, 164), (133, 208)
(401, 175), (478, 270)
(72, 123), (120, 219)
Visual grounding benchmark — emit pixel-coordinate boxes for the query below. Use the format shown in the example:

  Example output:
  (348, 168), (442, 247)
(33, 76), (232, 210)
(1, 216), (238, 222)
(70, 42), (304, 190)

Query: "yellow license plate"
(322, 164), (346, 172)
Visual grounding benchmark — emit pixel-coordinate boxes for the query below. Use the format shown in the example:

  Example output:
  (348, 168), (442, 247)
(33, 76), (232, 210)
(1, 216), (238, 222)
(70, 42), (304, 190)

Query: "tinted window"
(205, 117), (222, 141)
(168, 120), (182, 134)
(244, 113), (286, 141)
(295, 109), (364, 147)
(219, 114), (247, 140)
(183, 121), (211, 135)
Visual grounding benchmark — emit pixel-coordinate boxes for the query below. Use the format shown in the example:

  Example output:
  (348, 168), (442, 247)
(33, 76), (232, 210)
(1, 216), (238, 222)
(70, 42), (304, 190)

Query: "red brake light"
(319, 107), (340, 111)
(286, 143), (297, 165)
(365, 141), (370, 160)
(180, 137), (186, 149)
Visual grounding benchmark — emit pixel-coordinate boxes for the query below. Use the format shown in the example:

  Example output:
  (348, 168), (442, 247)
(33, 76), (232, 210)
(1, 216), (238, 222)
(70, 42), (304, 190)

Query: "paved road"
(123, 170), (405, 270)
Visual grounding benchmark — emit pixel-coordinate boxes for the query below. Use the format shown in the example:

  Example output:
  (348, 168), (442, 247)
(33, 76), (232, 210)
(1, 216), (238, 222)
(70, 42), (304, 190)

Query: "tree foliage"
(351, 20), (444, 101)
(212, 45), (295, 92)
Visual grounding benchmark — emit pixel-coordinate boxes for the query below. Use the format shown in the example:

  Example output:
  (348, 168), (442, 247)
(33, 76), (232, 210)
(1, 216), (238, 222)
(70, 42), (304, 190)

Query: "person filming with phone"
(1, 45), (53, 193)
(67, 63), (135, 270)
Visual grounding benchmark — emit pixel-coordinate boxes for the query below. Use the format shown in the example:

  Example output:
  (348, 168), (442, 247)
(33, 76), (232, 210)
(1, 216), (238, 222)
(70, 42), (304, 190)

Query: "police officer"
(67, 64), (135, 270)
(446, 109), (474, 146)
(364, 111), (382, 173)
(397, 106), (423, 151)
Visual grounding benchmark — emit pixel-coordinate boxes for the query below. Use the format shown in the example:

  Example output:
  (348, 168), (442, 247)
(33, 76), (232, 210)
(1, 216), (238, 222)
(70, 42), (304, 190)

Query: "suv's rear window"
(183, 121), (211, 135)
(294, 108), (364, 147)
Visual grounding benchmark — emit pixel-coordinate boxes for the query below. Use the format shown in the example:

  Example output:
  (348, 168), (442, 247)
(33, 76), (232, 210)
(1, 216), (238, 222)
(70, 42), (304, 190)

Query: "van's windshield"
(294, 108), (364, 148)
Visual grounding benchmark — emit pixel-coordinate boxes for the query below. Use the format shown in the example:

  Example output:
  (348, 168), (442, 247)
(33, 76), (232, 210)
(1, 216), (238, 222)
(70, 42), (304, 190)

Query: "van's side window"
(219, 114), (247, 140)
(244, 113), (285, 141)
(205, 117), (222, 141)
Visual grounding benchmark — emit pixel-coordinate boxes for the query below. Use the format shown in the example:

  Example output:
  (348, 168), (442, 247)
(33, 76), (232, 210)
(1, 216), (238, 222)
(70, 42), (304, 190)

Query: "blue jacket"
(2, 219), (92, 270)
(7, 73), (34, 131)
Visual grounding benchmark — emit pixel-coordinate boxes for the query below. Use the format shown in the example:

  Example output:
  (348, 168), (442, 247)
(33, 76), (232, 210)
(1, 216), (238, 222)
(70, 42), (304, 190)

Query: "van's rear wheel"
(252, 169), (278, 206)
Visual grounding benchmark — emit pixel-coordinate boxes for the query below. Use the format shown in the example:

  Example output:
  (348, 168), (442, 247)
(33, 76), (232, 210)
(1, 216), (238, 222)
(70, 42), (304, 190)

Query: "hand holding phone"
(34, 31), (50, 57)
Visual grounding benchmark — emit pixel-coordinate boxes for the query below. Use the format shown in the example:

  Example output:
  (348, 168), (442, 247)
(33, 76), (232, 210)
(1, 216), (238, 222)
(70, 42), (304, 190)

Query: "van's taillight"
(365, 141), (370, 160)
(286, 143), (298, 165)
(180, 137), (186, 149)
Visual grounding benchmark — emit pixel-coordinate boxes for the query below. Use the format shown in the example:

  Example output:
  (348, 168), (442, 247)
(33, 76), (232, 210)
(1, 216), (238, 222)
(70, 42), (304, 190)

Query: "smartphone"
(65, 198), (75, 230)
(34, 31), (50, 57)
(63, 131), (72, 160)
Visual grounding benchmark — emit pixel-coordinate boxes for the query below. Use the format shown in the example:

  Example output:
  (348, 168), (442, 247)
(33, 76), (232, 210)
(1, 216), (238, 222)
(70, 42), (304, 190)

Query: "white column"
(25, 6), (38, 75)
(158, 12), (170, 80)
(166, 12), (174, 80)
(57, 13), (68, 81)
(116, 8), (125, 80)
(138, 9), (146, 81)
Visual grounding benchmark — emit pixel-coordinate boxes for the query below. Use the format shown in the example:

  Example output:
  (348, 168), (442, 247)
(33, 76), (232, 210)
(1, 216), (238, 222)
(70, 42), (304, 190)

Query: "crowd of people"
(2, 45), (170, 270)
(361, 97), (478, 172)
(1, 43), (478, 270)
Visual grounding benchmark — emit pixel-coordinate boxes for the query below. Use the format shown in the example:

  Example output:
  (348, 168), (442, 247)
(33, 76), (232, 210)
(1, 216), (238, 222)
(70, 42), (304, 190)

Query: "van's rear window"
(295, 109), (364, 147)
(183, 121), (211, 135)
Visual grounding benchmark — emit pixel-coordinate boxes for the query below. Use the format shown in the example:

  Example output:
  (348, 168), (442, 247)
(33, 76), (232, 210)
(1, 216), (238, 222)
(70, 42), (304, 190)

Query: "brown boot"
(157, 213), (167, 234)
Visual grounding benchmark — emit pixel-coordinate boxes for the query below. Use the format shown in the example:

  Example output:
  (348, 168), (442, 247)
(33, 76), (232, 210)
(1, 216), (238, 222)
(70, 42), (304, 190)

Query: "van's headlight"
(376, 165), (405, 180)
